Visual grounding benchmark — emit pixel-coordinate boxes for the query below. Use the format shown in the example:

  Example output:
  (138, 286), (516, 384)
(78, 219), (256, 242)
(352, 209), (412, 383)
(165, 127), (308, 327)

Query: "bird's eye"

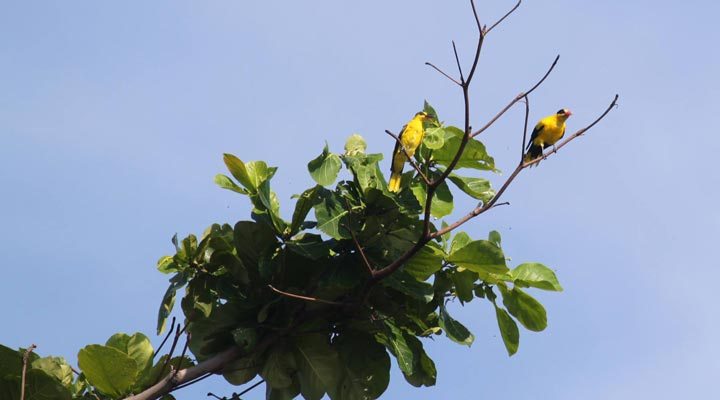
(557, 109), (565, 115)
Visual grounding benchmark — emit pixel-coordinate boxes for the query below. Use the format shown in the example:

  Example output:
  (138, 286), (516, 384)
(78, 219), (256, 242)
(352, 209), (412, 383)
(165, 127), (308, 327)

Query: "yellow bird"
(388, 112), (431, 192)
(524, 108), (572, 163)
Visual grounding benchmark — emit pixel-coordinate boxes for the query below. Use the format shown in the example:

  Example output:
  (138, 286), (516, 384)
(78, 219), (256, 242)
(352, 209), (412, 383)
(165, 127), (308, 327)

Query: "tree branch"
(20, 344), (37, 400)
(432, 94), (619, 238)
(424, 62), (462, 86)
(268, 284), (346, 306)
(472, 55), (559, 138)
(486, 0), (522, 34)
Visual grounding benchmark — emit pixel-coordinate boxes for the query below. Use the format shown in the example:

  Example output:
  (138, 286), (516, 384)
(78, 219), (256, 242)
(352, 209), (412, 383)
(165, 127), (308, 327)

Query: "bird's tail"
(388, 171), (402, 192)
(523, 143), (543, 163)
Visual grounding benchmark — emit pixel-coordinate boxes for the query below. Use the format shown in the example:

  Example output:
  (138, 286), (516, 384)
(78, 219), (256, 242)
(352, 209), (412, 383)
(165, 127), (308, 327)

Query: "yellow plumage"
(388, 112), (430, 192)
(524, 108), (572, 163)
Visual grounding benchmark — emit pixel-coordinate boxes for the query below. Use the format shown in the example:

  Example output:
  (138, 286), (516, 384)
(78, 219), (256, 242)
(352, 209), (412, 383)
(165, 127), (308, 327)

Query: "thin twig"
(472, 55), (559, 138)
(452, 41), (465, 83)
(237, 379), (265, 397)
(172, 332), (191, 381)
(424, 62), (462, 86)
(348, 224), (375, 276)
(20, 344), (37, 400)
(521, 95), (530, 162)
(433, 94), (619, 238)
(385, 130), (431, 185)
(153, 316), (176, 358)
(170, 372), (212, 392)
(268, 284), (345, 306)
(156, 323), (186, 384)
(486, 0), (522, 34)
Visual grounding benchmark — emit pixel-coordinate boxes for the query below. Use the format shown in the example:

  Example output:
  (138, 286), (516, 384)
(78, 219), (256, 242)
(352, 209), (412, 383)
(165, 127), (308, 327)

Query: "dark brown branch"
(472, 55), (559, 138)
(486, 0), (522, 34)
(170, 372), (212, 392)
(20, 344), (37, 400)
(433, 94), (619, 238)
(153, 316), (176, 358)
(172, 333), (190, 380)
(156, 323), (187, 384)
(385, 130), (431, 185)
(425, 62), (462, 86)
(268, 284), (345, 306)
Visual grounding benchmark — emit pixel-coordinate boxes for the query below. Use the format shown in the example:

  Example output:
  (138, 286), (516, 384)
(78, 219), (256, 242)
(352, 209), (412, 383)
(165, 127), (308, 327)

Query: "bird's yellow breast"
(534, 114), (567, 146)
(399, 117), (425, 157)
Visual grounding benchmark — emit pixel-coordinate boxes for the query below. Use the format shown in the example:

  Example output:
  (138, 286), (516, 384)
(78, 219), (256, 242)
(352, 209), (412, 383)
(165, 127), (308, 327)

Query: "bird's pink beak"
(565, 109), (573, 117)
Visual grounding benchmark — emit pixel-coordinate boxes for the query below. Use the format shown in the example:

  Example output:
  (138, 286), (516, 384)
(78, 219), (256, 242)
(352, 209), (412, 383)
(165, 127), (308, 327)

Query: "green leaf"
(343, 153), (387, 192)
(77, 345), (138, 397)
(510, 263), (563, 291)
(156, 273), (187, 335)
(136, 355), (194, 391)
(156, 255), (177, 274)
(382, 270), (434, 303)
(231, 328), (258, 352)
(246, 160), (277, 190)
(449, 232), (471, 254)
(500, 286), (548, 332)
(261, 346), (296, 389)
(451, 269), (477, 303)
(334, 331), (391, 399)
(410, 178), (453, 218)
(31, 357), (73, 387)
(233, 221), (278, 269)
(423, 100), (439, 120)
(256, 180), (289, 235)
(432, 126), (496, 171)
(23, 369), (72, 400)
(286, 233), (333, 260)
(344, 134), (367, 156)
(223, 153), (255, 191)
(488, 230), (502, 247)
(438, 304), (474, 346)
(494, 305), (520, 356)
(447, 240), (508, 274)
(308, 143), (342, 187)
(313, 188), (350, 240)
(403, 244), (445, 281)
(105, 333), (154, 373)
(214, 173), (248, 195)
(293, 334), (341, 400)
(290, 185), (321, 235)
(0, 344), (21, 379)
(222, 356), (259, 386)
(447, 174), (494, 203)
(423, 127), (445, 150)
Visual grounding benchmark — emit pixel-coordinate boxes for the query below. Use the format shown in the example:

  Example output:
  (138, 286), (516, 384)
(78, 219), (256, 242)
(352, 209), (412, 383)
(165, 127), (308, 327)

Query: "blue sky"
(2, 1), (718, 399)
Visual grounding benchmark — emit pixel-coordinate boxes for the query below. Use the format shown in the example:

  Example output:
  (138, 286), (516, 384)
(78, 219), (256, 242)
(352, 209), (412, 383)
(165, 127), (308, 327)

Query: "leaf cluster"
(145, 103), (563, 399)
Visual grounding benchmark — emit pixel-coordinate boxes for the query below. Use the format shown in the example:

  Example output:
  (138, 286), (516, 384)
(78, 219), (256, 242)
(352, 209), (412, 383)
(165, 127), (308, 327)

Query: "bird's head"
(415, 111), (436, 122)
(556, 108), (573, 119)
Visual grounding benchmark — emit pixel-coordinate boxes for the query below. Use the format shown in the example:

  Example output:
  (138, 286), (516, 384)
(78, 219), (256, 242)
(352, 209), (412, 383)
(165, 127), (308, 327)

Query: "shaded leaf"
(334, 331), (391, 400)
(500, 286), (548, 332)
(290, 185), (321, 235)
(494, 306), (519, 356)
(293, 334), (341, 400)
(439, 305), (474, 346)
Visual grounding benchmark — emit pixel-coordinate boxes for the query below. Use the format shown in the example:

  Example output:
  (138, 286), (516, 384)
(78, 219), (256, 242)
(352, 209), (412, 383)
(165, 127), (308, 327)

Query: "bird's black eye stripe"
(556, 109), (566, 115)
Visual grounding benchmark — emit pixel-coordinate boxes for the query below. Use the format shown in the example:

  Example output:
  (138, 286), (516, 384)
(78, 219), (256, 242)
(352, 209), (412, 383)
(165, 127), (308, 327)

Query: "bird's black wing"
(526, 123), (544, 150)
(390, 123), (408, 173)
